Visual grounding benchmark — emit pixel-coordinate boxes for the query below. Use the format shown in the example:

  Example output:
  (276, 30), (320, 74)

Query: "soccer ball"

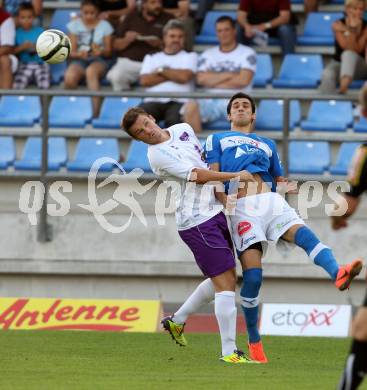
(36, 29), (71, 64)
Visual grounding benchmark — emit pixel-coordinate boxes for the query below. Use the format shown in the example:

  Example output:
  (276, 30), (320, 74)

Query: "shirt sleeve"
(148, 146), (197, 181)
(140, 54), (154, 75)
(242, 48), (257, 73)
(346, 144), (367, 198)
(0, 17), (15, 46)
(66, 19), (79, 34)
(204, 134), (222, 164)
(268, 139), (284, 178)
(100, 20), (114, 36)
(197, 52), (209, 72)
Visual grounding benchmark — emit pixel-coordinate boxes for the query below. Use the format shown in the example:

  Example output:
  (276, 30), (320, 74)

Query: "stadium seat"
(255, 100), (301, 131)
(0, 96), (41, 127)
(123, 140), (152, 172)
(330, 142), (361, 175)
(50, 62), (67, 85)
(203, 119), (228, 131)
(50, 9), (79, 33)
(301, 100), (353, 131)
(297, 13), (343, 46)
(49, 96), (93, 128)
(354, 115), (367, 132)
(289, 141), (330, 174)
(92, 97), (142, 129)
(272, 54), (323, 88)
(0, 136), (15, 169)
(195, 11), (236, 44)
(253, 54), (273, 88)
(14, 137), (67, 171)
(67, 138), (120, 172)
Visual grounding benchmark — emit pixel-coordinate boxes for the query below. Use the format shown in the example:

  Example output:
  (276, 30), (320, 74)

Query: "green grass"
(0, 331), (366, 390)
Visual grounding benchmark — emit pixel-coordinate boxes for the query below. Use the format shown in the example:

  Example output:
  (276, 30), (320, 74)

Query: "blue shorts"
(178, 212), (235, 278)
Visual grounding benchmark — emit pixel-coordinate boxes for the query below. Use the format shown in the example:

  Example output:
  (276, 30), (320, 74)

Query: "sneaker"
(249, 341), (268, 363)
(220, 349), (258, 364)
(161, 316), (187, 347)
(335, 259), (363, 291)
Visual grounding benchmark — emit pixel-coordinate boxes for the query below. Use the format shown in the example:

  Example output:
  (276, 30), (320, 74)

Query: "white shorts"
(10, 54), (18, 73)
(230, 192), (305, 256)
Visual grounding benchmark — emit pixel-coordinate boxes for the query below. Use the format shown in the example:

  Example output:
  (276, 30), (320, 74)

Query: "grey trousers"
(320, 50), (367, 93)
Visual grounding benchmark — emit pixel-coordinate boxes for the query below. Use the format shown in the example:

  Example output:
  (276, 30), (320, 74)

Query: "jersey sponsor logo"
(241, 234), (257, 248)
(238, 221), (252, 236)
(179, 132), (189, 141)
(274, 217), (299, 232)
(220, 136), (272, 157)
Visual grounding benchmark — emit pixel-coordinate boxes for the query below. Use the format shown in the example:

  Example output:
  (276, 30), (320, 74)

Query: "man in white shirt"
(139, 19), (198, 130)
(0, 3), (17, 88)
(183, 15), (256, 132)
(121, 106), (257, 364)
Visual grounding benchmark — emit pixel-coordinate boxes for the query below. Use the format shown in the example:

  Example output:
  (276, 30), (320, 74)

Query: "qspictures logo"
(0, 298), (161, 332)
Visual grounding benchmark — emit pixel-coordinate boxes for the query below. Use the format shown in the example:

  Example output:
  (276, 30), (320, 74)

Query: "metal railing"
(0, 88), (361, 242)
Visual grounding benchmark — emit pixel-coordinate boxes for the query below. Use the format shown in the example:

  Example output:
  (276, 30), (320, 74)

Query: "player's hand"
(238, 170), (255, 182)
(331, 215), (348, 230)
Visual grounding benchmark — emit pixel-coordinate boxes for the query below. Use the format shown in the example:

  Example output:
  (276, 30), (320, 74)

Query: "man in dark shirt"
(106, 0), (171, 90)
(237, 0), (297, 55)
(332, 86), (367, 390)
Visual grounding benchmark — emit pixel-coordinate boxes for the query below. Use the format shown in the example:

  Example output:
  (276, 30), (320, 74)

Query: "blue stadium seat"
(298, 13), (343, 46)
(50, 62), (67, 84)
(330, 142), (361, 175)
(123, 140), (152, 172)
(0, 136), (15, 169)
(195, 11), (236, 44)
(67, 138), (119, 172)
(203, 119), (228, 131)
(92, 97), (142, 129)
(0, 96), (41, 126)
(50, 9), (79, 33)
(272, 54), (323, 88)
(349, 80), (365, 89)
(253, 54), (273, 88)
(289, 141), (330, 174)
(301, 100), (353, 131)
(14, 137), (67, 171)
(354, 115), (367, 132)
(49, 96), (93, 128)
(255, 100), (301, 131)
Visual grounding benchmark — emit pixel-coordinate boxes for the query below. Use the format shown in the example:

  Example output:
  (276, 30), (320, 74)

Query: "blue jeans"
(237, 24), (296, 55)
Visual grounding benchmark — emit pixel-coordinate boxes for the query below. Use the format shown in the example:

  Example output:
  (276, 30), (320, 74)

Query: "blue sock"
(294, 226), (339, 280)
(240, 268), (262, 343)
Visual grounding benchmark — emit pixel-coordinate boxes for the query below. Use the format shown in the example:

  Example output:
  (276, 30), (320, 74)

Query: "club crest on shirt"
(179, 132), (190, 141)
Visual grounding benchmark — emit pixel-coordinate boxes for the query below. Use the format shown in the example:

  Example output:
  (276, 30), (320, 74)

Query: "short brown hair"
(121, 107), (149, 137)
(226, 92), (256, 115)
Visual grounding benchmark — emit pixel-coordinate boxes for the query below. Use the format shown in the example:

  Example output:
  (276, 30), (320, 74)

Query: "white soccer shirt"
(140, 50), (197, 103)
(197, 44), (256, 93)
(148, 123), (223, 230)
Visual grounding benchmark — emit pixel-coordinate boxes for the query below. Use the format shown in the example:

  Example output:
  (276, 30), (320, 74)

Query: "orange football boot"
(248, 340), (268, 363)
(335, 259), (363, 291)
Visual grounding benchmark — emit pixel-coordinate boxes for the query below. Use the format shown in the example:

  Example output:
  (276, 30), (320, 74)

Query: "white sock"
(173, 278), (215, 324)
(215, 291), (237, 357)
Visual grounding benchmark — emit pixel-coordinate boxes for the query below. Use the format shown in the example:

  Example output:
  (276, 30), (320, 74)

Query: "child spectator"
(64, 0), (113, 117)
(13, 3), (49, 89)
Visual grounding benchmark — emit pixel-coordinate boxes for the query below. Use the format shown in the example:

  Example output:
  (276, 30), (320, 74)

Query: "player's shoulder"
(237, 43), (256, 56)
(168, 122), (196, 137)
(201, 45), (219, 58)
(252, 133), (277, 149)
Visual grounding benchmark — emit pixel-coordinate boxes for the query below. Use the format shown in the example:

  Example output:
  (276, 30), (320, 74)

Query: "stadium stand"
(301, 100), (354, 131)
(0, 136), (15, 169)
(49, 9), (79, 32)
(92, 97), (142, 129)
(50, 62), (67, 85)
(195, 11), (236, 44)
(0, 95), (41, 126)
(253, 54), (273, 88)
(354, 116), (367, 132)
(289, 141), (330, 174)
(123, 140), (152, 172)
(14, 137), (68, 171)
(329, 142), (361, 175)
(255, 99), (301, 131)
(49, 96), (93, 128)
(67, 138), (120, 172)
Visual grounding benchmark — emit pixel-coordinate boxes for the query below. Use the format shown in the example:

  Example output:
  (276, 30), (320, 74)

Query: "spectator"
(98, 0), (136, 28)
(106, 0), (171, 91)
(139, 19), (197, 129)
(237, 0), (297, 55)
(304, 0), (321, 14)
(0, 1), (17, 89)
(13, 3), (49, 89)
(195, 0), (214, 33)
(320, 0), (367, 94)
(4, 0), (41, 17)
(184, 16), (256, 132)
(64, 0), (113, 118)
(162, 0), (194, 50)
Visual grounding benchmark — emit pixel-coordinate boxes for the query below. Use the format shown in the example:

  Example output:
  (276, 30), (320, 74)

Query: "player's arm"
(159, 68), (194, 84)
(190, 167), (254, 185)
(196, 71), (232, 87)
(214, 69), (254, 89)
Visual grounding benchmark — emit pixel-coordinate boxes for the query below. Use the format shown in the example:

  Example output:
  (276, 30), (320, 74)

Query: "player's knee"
(241, 268), (263, 297)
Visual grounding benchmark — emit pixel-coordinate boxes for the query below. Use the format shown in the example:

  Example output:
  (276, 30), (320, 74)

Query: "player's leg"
(85, 61), (107, 118)
(282, 224), (362, 290)
(338, 284), (367, 390)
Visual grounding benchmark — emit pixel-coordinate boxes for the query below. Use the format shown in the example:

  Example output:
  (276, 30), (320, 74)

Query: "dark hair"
(17, 2), (35, 14)
(121, 107), (149, 137)
(215, 15), (236, 28)
(81, 0), (100, 10)
(227, 92), (256, 115)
